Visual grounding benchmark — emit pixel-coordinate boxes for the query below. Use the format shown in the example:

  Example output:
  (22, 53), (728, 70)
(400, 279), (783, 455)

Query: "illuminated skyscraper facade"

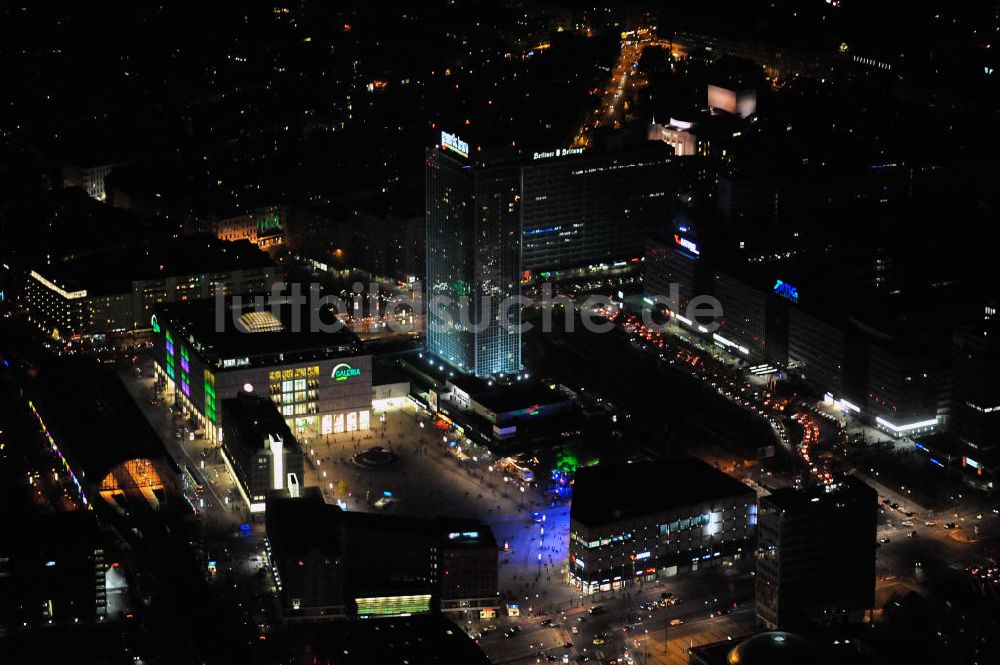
(426, 134), (521, 378)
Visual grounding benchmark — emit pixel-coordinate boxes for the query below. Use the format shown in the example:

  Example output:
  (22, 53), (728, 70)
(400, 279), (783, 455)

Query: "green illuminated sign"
(150, 314), (160, 333)
(256, 213), (282, 233)
(332, 363), (361, 382)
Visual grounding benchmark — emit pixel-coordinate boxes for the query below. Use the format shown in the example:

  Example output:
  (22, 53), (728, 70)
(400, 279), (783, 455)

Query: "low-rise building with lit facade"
(220, 393), (305, 513)
(266, 489), (498, 621)
(151, 298), (372, 441)
(211, 205), (286, 249)
(23, 234), (276, 343)
(568, 458), (756, 594)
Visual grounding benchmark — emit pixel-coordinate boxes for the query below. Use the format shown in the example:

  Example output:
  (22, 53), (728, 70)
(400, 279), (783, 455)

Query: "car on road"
(925, 521), (937, 527)
(945, 522), (958, 529)
(669, 618), (684, 626)
(908, 530), (918, 538)
(503, 625), (521, 638)
(571, 626), (579, 635)
(880, 537), (891, 543)
(588, 605), (605, 615)
(540, 618), (555, 628)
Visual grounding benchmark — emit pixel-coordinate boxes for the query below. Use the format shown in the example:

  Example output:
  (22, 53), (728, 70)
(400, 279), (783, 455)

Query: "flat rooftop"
(571, 457), (754, 526)
(278, 614), (491, 664)
(156, 297), (365, 369)
(760, 475), (877, 512)
(265, 488), (341, 558)
(33, 234), (274, 296)
(472, 382), (569, 414)
(221, 393), (297, 454)
(266, 490), (496, 553)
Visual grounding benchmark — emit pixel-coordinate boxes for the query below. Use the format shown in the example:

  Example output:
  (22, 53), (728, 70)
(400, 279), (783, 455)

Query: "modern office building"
(425, 131), (522, 378)
(568, 458), (756, 593)
(24, 234), (276, 341)
(437, 527), (500, 616)
(266, 489), (498, 621)
(949, 306), (1000, 454)
(220, 393), (305, 512)
(644, 233), (703, 316)
(865, 337), (939, 438)
(755, 476), (877, 630)
(519, 141), (673, 275)
(266, 489), (346, 621)
(787, 304), (846, 394)
(713, 270), (767, 360)
(152, 298), (372, 441)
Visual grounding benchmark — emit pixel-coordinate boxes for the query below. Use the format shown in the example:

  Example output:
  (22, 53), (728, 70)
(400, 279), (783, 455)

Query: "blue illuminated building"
(425, 135), (522, 378)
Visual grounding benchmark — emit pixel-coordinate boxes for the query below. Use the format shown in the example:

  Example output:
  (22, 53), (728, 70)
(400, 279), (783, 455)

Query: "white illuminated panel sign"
(271, 435), (284, 490)
(447, 531), (480, 540)
(673, 234), (700, 255)
(532, 147), (584, 160)
(441, 131), (469, 158)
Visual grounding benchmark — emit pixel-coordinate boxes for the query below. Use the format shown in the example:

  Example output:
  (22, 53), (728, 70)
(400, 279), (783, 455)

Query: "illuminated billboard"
(773, 279), (799, 303)
(673, 234), (700, 256)
(440, 131), (469, 158)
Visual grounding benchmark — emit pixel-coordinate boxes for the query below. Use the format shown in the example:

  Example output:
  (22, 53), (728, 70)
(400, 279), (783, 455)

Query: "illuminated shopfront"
(355, 594), (432, 617)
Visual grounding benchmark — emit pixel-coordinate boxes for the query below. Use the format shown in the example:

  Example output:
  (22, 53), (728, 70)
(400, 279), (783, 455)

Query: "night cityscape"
(4, 2), (1000, 664)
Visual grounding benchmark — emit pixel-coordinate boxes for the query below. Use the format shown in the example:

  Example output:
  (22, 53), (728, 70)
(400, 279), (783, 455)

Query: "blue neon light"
(914, 442), (928, 452)
(774, 279), (799, 303)
(929, 458), (944, 468)
(524, 226), (561, 237)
